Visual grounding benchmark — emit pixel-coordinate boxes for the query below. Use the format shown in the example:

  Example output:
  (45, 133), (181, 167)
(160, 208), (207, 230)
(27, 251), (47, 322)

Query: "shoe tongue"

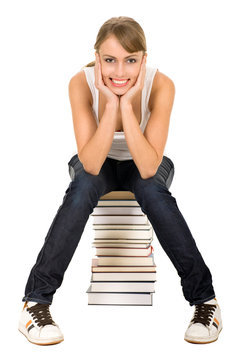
(27, 301), (38, 307)
(203, 298), (217, 305)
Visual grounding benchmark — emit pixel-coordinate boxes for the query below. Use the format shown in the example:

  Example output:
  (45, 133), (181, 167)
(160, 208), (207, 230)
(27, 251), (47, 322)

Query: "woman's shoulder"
(151, 69), (175, 92)
(148, 69), (175, 111)
(68, 67), (94, 106)
(69, 66), (93, 84)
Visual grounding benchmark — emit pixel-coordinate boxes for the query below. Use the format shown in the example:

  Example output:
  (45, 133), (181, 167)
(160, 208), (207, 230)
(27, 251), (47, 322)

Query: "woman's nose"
(114, 63), (126, 78)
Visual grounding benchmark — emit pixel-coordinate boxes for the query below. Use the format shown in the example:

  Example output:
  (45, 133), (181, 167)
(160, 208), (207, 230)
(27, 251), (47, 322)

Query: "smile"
(110, 78), (130, 87)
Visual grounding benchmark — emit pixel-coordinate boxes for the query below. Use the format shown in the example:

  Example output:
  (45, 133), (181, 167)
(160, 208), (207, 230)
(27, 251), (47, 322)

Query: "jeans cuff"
(22, 296), (52, 305)
(189, 294), (216, 306)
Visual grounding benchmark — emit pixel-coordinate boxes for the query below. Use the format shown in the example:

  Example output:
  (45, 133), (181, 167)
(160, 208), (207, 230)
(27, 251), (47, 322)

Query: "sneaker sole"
(18, 323), (64, 346)
(184, 326), (223, 344)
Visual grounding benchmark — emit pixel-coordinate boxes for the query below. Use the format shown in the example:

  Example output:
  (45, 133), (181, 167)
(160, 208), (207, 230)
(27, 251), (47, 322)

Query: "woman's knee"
(63, 172), (104, 212)
(155, 155), (175, 190)
(134, 178), (176, 212)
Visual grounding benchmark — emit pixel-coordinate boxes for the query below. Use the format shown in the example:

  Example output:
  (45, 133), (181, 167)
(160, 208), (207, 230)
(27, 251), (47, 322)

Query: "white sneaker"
(184, 298), (223, 344)
(18, 301), (64, 345)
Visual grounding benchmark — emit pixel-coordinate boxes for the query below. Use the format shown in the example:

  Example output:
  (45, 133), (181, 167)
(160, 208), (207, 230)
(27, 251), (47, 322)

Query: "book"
(95, 254), (155, 266)
(93, 224), (152, 230)
(95, 245), (153, 257)
(89, 282), (155, 293)
(99, 191), (136, 200)
(86, 286), (153, 305)
(93, 224), (153, 239)
(91, 272), (157, 281)
(97, 199), (140, 207)
(91, 258), (156, 272)
(92, 215), (149, 225)
(92, 242), (151, 248)
(93, 238), (153, 244)
(92, 206), (144, 215)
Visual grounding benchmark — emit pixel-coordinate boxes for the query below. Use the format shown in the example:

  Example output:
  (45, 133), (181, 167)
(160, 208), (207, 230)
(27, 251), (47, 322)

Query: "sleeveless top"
(71, 65), (158, 161)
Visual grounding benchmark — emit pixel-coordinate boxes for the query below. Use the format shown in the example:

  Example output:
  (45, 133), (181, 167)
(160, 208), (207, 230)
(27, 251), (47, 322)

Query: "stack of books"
(86, 191), (157, 306)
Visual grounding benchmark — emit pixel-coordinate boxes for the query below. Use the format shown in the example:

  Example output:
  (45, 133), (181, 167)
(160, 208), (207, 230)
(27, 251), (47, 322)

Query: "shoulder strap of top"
(82, 66), (98, 121)
(143, 66), (158, 112)
(82, 66), (95, 96)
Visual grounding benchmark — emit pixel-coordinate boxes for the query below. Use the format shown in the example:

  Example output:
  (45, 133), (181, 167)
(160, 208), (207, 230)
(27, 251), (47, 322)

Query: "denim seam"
(141, 194), (186, 278)
(27, 189), (72, 299)
(152, 225), (186, 277)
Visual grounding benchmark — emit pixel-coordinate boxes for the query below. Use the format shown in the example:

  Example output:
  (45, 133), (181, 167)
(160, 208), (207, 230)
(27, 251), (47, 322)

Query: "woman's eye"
(105, 58), (114, 63)
(127, 59), (136, 63)
(104, 58), (136, 63)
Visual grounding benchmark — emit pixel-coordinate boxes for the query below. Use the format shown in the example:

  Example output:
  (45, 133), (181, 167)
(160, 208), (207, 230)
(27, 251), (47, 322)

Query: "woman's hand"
(120, 55), (147, 109)
(94, 53), (120, 108)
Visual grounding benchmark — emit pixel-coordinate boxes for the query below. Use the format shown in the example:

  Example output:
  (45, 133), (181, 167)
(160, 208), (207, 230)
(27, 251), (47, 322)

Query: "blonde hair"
(83, 16), (147, 68)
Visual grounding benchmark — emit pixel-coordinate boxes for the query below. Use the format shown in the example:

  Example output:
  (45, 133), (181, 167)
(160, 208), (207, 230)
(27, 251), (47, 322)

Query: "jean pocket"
(68, 153), (84, 181)
(154, 155), (175, 190)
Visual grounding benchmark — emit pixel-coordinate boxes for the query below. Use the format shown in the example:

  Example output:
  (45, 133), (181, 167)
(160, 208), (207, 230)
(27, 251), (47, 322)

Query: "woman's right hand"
(94, 53), (120, 108)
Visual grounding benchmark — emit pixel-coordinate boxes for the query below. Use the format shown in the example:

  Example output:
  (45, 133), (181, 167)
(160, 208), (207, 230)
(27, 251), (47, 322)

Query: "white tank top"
(71, 65), (158, 161)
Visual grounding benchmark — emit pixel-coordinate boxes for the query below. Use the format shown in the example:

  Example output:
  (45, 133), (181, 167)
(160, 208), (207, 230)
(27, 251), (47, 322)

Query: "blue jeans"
(22, 154), (215, 306)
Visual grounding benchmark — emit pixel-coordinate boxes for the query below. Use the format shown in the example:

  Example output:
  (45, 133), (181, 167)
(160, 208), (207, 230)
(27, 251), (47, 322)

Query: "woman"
(18, 16), (222, 345)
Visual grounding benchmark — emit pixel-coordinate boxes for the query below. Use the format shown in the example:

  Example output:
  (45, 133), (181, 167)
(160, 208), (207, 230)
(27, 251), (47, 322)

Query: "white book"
(97, 200), (139, 207)
(91, 272), (157, 281)
(86, 286), (153, 305)
(96, 255), (154, 266)
(89, 282), (155, 293)
(94, 229), (153, 239)
(93, 239), (153, 244)
(92, 206), (144, 215)
(94, 224), (153, 240)
(92, 215), (149, 225)
(93, 224), (152, 230)
(92, 242), (151, 248)
(95, 246), (153, 257)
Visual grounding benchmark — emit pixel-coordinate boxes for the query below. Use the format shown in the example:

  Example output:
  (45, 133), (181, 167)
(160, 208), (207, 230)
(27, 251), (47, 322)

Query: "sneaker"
(184, 298), (223, 344)
(18, 301), (64, 345)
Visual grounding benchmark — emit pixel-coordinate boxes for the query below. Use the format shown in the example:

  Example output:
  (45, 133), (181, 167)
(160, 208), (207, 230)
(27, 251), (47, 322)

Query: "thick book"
(89, 281), (155, 293)
(91, 258), (156, 272)
(93, 238), (153, 244)
(97, 199), (139, 207)
(92, 242), (152, 248)
(99, 191), (135, 200)
(91, 272), (157, 281)
(93, 224), (152, 230)
(86, 286), (153, 305)
(95, 254), (155, 266)
(92, 215), (149, 225)
(92, 206), (144, 216)
(95, 245), (153, 257)
(94, 224), (153, 239)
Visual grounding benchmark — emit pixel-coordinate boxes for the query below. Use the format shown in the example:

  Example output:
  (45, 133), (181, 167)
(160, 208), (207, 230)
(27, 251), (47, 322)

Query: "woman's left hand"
(120, 55), (147, 108)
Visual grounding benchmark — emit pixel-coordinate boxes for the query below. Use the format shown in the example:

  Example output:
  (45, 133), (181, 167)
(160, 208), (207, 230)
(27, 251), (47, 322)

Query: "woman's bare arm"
(68, 72), (119, 175)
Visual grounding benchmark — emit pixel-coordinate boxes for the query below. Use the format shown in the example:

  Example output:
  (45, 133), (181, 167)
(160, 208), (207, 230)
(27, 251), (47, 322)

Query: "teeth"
(111, 79), (128, 84)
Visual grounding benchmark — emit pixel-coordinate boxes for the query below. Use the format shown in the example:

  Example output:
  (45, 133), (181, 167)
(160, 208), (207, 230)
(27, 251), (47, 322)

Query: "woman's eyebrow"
(103, 54), (138, 59)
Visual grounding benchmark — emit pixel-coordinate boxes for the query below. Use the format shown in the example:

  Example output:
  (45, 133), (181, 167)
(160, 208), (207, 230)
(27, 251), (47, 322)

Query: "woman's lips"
(109, 78), (130, 87)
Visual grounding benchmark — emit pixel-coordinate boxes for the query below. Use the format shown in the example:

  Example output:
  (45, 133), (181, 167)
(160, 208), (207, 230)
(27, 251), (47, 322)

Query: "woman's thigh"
(67, 154), (120, 197)
(123, 155), (175, 193)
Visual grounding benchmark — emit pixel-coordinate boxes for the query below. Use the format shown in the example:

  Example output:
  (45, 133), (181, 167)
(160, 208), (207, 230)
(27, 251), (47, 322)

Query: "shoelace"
(192, 304), (217, 327)
(27, 303), (55, 327)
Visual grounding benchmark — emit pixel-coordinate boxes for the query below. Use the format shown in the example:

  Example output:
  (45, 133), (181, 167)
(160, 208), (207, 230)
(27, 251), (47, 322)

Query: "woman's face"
(96, 35), (146, 95)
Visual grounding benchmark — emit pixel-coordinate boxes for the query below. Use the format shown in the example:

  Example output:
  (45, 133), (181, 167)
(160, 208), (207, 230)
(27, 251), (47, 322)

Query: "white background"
(1, 0), (239, 357)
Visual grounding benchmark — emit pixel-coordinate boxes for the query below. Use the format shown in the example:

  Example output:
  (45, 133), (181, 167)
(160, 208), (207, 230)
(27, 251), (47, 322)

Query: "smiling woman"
(19, 16), (222, 346)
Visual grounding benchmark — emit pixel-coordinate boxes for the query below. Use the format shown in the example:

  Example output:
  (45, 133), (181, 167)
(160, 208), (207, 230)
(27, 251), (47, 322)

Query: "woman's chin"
(110, 84), (131, 95)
